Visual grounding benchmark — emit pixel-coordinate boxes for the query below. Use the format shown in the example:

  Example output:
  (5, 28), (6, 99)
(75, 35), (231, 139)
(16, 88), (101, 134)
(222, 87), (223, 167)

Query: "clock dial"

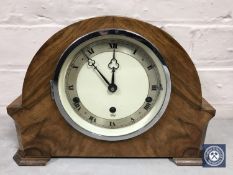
(53, 29), (171, 141)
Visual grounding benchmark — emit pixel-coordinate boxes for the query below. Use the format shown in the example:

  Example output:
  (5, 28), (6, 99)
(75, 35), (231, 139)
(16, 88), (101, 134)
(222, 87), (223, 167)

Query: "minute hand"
(82, 51), (110, 86)
(94, 66), (110, 85)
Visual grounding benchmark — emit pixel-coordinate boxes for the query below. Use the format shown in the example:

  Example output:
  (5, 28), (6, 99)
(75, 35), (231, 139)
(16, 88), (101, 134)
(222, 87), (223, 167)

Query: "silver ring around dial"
(51, 29), (171, 141)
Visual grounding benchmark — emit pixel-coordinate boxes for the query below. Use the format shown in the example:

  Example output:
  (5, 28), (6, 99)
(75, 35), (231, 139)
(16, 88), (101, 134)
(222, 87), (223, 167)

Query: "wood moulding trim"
(13, 150), (50, 166)
(171, 158), (202, 166)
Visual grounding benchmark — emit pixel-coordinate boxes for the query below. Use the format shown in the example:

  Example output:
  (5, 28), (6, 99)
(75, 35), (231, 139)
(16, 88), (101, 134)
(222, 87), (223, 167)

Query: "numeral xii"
(109, 43), (117, 49)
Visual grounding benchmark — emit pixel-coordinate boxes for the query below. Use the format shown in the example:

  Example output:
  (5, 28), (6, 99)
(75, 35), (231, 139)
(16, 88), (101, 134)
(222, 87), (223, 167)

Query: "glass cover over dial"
(52, 29), (171, 141)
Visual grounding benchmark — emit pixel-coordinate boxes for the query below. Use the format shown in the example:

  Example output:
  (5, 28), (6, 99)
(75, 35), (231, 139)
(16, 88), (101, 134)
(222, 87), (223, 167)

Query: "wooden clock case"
(7, 16), (215, 166)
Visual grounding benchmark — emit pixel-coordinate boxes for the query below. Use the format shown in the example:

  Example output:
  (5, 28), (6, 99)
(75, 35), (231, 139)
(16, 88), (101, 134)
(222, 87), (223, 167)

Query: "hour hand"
(108, 68), (117, 92)
(111, 68), (115, 85)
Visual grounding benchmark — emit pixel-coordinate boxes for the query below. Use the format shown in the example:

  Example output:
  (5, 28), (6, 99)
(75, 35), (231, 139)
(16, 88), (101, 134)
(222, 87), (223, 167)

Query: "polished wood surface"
(7, 16), (215, 166)
(172, 158), (202, 166)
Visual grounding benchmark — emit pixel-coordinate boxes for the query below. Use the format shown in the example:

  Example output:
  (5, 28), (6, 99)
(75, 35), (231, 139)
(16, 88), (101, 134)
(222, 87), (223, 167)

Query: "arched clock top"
(22, 16), (202, 109)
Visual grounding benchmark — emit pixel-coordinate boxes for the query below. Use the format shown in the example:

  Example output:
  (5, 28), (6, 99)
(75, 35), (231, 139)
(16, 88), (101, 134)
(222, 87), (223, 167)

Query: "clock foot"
(171, 158), (202, 166)
(13, 150), (50, 166)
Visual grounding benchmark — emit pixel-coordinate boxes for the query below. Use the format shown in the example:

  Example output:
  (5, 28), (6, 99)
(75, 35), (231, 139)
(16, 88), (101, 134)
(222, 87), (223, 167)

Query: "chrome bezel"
(52, 29), (171, 141)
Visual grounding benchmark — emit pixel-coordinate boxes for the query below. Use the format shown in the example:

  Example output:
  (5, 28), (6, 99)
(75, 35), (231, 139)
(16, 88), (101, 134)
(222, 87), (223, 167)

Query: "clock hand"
(95, 66), (111, 86)
(108, 68), (117, 92)
(111, 68), (115, 85)
(82, 51), (110, 86)
(108, 49), (119, 92)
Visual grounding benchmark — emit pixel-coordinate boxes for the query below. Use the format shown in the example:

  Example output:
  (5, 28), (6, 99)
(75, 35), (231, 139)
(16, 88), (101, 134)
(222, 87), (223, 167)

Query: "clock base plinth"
(13, 150), (50, 166)
(13, 151), (203, 166)
(171, 158), (202, 166)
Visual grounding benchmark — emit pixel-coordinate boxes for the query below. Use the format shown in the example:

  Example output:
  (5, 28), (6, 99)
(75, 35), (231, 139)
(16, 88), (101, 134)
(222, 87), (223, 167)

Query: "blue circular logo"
(204, 146), (224, 166)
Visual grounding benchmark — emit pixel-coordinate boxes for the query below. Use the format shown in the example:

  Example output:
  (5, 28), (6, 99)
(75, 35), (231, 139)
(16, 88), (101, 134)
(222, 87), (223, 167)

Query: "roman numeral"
(74, 102), (81, 110)
(152, 85), (157, 90)
(144, 103), (151, 111)
(89, 116), (96, 123)
(73, 102), (80, 110)
(131, 118), (135, 123)
(72, 64), (78, 69)
(109, 43), (118, 49)
(152, 84), (163, 91)
(72, 97), (80, 110)
(68, 85), (74, 90)
(147, 64), (155, 70)
(110, 121), (116, 127)
(133, 49), (137, 54)
(87, 48), (94, 54)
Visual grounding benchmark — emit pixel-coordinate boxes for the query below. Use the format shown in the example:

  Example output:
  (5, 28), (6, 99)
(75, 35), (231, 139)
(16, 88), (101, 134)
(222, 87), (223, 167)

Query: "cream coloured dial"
(52, 29), (171, 141)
